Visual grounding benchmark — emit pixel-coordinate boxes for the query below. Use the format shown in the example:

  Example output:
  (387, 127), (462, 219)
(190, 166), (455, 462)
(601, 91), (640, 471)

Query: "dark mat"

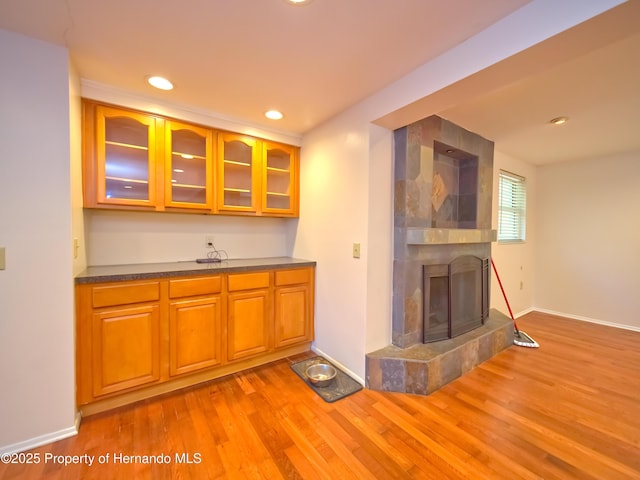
(290, 356), (363, 403)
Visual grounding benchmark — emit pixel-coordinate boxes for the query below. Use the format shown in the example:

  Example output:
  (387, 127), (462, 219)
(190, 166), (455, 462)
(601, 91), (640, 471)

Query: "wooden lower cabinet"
(169, 296), (222, 376)
(274, 268), (313, 348)
(275, 284), (311, 348)
(227, 289), (271, 361)
(76, 266), (314, 414)
(226, 271), (271, 361)
(91, 304), (161, 397)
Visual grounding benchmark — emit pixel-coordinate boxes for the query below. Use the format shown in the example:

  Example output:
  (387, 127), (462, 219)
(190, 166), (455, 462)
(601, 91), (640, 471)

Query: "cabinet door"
(95, 106), (158, 207)
(262, 141), (299, 217)
(218, 133), (260, 213)
(274, 284), (311, 348)
(91, 305), (160, 397)
(165, 120), (214, 210)
(169, 296), (222, 376)
(227, 290), (271, 360)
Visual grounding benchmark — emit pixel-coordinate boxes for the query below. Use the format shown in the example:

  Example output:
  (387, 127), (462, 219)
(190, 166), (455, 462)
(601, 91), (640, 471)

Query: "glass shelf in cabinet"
(266, 167), (290, 174)
(105, 140), (149, 151)
(106, 178), (149, 200)
(224, 159), (252, 167)
(223, 187), (251, 193)
(266, 191), (289, 197)
(171, 183), (206, 189)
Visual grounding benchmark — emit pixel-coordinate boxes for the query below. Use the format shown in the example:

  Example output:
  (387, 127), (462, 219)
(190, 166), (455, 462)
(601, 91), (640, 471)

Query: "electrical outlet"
(352, 243), (361, 259)
(0, 247), (5, 270)
(205, 236), (215, 249)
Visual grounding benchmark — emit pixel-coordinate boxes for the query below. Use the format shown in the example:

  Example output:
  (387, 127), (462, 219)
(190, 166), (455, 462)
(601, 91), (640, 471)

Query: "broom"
(491, 259), (539, 348)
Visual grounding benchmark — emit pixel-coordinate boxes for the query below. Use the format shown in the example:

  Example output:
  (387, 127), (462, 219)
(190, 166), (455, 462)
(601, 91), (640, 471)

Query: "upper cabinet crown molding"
(81, 81), (302, 147)
(82, 99), (300, 218)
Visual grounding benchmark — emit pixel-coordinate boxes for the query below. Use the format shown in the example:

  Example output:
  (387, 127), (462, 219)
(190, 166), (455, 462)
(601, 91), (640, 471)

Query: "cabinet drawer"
(92, 282), (160, 308)
(169, 276), (222, 298)
(275, 268), (310, 286)
(228, 272), (270, 291)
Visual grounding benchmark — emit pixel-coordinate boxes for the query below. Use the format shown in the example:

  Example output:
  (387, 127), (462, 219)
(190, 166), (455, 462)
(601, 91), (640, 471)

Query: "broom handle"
(490, 259), (519, 330)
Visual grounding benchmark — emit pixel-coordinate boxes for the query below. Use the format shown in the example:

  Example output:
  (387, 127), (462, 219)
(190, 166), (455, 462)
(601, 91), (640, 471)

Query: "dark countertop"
(75, 257), (316, 284)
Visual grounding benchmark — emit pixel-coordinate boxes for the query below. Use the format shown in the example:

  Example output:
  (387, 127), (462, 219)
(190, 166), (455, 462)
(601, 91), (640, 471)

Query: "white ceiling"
(0, 0), (530, 132)
(439, 0), (640, 165)
(1, 0), (639, 164)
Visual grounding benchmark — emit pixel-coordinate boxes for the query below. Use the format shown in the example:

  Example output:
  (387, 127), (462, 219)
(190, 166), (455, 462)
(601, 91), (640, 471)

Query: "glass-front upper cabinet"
(95, 106), (157, 207)
(217, 133), (259, 213)
(165, 121), (214, 210)
(262, 141), (298, 216)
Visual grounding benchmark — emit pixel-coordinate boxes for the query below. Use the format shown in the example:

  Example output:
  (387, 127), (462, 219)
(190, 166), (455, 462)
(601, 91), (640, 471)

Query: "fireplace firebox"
(423, 255), (489, 343)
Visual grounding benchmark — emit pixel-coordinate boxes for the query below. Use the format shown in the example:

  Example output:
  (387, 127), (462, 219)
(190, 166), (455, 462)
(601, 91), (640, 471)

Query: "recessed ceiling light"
(147, 75), (173, 91)
(265, 110), (284, 120)
(549, 116), (569, 125)
(285, 0), (314, 5)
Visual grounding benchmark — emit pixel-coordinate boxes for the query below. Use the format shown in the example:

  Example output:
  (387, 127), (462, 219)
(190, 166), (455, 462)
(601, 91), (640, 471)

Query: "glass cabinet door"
(218, 133), (259, 212)
(96, 106), (156, 207)
(262, 142), (298, 216)
(165, 121), (213, 210)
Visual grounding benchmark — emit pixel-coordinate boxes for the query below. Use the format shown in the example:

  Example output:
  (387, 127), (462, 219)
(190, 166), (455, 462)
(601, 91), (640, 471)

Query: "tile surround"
(392, 115), (496, 349)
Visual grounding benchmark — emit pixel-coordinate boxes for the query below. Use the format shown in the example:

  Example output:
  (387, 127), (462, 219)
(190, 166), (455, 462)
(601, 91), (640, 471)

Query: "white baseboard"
(531, 308), (640, 333)
(0, 412), (80, 455)
(514, 307), (536, 319)
(311, 346), (365, 385)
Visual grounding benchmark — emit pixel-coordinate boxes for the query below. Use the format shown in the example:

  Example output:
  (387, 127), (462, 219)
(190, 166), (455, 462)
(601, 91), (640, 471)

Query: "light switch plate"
(0, 247), (5, 270)
(352, 243), (361, 259)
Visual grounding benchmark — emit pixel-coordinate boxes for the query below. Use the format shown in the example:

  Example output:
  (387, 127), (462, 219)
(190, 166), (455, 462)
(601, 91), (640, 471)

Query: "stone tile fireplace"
(366, 115), (513, 395)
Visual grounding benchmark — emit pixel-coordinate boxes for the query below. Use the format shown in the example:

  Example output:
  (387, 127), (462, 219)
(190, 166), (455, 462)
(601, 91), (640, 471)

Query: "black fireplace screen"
(423, 256), (489, 343)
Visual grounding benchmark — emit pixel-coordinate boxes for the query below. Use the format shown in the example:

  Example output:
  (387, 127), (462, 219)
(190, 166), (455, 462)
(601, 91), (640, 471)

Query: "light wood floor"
(2, 311), (639, 479)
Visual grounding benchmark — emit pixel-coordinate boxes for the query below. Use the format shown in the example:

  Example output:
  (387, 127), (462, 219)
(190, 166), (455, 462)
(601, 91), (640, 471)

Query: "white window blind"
(498, 170), (526, 242)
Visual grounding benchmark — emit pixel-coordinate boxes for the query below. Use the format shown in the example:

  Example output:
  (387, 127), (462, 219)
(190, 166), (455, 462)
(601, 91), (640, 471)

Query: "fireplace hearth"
(365, 115), (513, 395)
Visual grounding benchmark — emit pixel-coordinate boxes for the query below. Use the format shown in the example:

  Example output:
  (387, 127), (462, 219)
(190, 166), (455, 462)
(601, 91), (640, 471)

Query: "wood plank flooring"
(1, 311), (639, 479)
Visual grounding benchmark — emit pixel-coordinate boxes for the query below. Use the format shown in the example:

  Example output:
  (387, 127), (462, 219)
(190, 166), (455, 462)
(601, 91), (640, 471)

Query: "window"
(498, 170), (526, 242)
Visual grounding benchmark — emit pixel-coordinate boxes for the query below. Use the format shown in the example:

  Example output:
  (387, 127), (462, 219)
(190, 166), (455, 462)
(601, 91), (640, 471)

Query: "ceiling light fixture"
(549, 116), (569, 125)
(285, 0), (314, 6)
(147, 75), (174, 91)
(265, 110), (284, 120)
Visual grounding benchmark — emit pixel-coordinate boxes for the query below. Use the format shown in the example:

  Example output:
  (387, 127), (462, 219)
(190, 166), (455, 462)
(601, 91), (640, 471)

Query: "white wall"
(86, 210), (293, 265)
(365, 125), (394, 353)
(70, 62), (87, 275)
(291, 107), (373, 379)
(491, 150), (538, 317)
(535, 151), (640, 330)
(0, 29), (77, 451)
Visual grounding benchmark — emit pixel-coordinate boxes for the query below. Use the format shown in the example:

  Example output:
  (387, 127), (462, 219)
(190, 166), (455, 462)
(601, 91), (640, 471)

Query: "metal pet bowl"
(305, 363), (337, 388)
